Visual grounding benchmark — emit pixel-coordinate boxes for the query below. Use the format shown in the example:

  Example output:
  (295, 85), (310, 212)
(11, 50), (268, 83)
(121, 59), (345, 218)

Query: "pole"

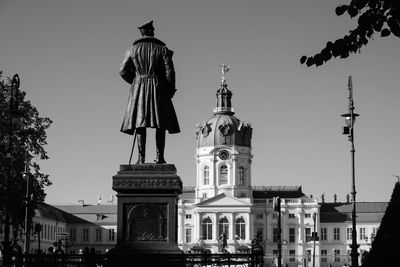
(312, 213), (316, 267)
(23, 159), (31, 254)
(277, 197), (282, 267)
(348, 76), (359, 267)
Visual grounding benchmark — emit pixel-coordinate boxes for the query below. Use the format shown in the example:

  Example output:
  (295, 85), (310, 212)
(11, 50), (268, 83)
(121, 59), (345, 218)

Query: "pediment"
(195, 193), (251, 207)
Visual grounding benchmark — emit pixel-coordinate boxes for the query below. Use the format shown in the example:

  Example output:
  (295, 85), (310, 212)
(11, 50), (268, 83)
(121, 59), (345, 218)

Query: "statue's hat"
(137, 20), (154, 30)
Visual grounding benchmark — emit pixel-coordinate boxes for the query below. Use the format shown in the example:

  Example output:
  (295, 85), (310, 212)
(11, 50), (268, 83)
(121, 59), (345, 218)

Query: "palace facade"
(0, 79), (386, 267)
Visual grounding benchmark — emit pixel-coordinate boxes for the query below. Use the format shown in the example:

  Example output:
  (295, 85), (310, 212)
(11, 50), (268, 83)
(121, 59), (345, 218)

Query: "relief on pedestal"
(126, 204), (167, 241)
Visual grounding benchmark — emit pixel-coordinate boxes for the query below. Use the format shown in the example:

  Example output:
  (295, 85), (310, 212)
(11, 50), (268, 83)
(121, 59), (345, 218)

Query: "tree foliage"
(0, 70), (52, 232)
(301, 0), (400, 67)
(362, 181), (400, 267)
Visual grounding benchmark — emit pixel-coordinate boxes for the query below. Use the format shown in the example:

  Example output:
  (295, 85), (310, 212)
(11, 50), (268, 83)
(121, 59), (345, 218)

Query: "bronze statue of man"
(119, 20), (180, 164)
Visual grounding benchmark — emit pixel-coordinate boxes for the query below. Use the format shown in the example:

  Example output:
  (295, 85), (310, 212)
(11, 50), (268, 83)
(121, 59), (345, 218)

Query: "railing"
(4, 251), (264, 267)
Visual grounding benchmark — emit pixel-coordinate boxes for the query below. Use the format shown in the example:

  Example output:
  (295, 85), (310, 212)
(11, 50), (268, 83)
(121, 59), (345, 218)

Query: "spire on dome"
(213, 64), (234, 115)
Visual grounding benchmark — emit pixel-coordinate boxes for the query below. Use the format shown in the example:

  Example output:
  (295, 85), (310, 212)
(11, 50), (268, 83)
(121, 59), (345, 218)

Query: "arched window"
(203, 166), (210, 185)
(235, 217), (246, 239)
(239, 166), (245, 185)
(202, 217), (213, 240)
(218, 217), (229, 237)
(219, 165), (228, 185)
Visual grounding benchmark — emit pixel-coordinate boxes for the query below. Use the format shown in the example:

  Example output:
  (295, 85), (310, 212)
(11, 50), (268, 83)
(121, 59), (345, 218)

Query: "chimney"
(107, 195), (114, 204)
(333, 193), (337, 203)
(346, 194), (350, 203)
(78, 200), (84, 206)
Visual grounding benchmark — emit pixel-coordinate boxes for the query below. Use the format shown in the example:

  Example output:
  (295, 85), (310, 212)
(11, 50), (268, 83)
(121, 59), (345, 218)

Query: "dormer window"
(239, 166), (245, 185)
(219, 165), (228, 185)
(203, 166), (210, 185)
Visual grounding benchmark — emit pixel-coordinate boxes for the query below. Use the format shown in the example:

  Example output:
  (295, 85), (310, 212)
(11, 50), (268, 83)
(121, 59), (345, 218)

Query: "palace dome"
(195, 83), (252, 148)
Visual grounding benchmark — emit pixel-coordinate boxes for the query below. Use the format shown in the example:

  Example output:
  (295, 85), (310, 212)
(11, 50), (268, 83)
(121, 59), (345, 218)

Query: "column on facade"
(263, 209), (268, 244)
(266, 211), (272, 242)
(178, 210), (184, 243)
(194, 211), (201, 242)
(212, 213), (218, 241)
(229, 213), (234, 241)
(298, 209), (304, 243)
(247, 212), (253, 241)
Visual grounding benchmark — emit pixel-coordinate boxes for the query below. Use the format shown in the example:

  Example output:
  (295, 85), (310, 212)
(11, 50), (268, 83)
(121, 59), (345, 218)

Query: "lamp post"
(273, 197), (282, 267)
(22, 160), (32, 254)
(341, 76), (359, 267)
(3, 74), (21, 266)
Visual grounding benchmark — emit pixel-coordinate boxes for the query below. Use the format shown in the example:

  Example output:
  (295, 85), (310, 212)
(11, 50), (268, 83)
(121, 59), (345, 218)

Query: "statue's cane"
(128, 129), (137, 165)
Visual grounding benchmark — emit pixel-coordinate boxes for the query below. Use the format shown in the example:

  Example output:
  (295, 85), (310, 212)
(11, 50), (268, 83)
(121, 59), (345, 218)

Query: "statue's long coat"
(119, 36), (180, 135)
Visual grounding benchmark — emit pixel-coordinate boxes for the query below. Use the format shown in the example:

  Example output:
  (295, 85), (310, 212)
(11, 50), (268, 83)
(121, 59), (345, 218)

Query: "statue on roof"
(119, 20), (180, 164)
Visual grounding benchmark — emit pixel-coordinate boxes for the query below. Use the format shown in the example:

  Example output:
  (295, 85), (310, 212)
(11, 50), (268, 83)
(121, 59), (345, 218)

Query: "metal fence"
(4, 252), (264, 267)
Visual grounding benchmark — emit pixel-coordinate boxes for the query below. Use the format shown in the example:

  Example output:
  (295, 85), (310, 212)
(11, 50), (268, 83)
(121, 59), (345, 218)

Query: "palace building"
(0, 76), (386, 267)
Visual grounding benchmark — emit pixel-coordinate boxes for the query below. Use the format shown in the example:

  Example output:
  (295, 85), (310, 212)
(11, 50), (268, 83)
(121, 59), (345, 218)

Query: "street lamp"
(22, 163), (32, 255)
(341, 76), (359, 267)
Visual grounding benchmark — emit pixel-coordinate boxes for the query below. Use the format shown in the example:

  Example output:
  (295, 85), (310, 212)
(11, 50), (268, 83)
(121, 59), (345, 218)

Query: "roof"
(320, 202), (388, 223)
(181, 186), (195, 199)
(53, 204), (117, 225)
(252, 186), (306, 199)
(36, 203), (90, 224)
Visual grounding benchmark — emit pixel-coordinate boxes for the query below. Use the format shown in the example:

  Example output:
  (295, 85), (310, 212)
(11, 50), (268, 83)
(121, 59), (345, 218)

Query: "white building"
(0, 77), (386, 267)
(176, 78), (385, 267)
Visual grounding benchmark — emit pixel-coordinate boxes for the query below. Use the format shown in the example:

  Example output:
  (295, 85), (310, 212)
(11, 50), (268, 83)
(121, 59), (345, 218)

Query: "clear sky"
(1, 0), (399, 204)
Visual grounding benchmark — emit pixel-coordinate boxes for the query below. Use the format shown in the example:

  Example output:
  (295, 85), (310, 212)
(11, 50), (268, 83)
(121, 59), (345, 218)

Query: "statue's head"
(138, 20), (155, 37)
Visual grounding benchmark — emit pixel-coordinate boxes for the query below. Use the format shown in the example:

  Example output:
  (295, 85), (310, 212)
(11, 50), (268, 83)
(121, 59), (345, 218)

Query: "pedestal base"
(112, 164), (182, 255)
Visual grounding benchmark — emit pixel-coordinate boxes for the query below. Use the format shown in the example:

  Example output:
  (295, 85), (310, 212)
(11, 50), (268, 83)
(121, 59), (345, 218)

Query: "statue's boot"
(155, 129), (166, 164)
(136, 128), (146, 164)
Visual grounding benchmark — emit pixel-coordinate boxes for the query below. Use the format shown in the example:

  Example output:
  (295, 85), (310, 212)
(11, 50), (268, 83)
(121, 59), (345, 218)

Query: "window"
(238, 166), (245, 185)
(69, 228), (76, 241)
(272, 213), (277, 219)
(256, 228), (263, 240)
(185, 228), (192, 243)
(334, 228), (340, 241)
(273, 250), (278, 256)
(305, 228), (312, 242)
(202, 218), (213, 240)
(289, 228), (295, 243)
(359, 228), (366, 240)
(82, 228), (89, 242)
(95, 228), (102, 242)
(334, 250), (340, 262)
(305, 213), (311, 218)
(321, 249), (327, 262)
(235, 218), (246, 239)
(347, 228), (352, 240)
(218, 217), (229, 237)
(256, 213), (263, 220)
(203, 166), (209, 185)
(306, 250), (312, 262)
(219, 165), (228, 185)
(202, 193), (207, 199)
(185, 214), (192, 219)
(288, 213), (295, 219)
(320, 228), (327, 241)
(289, 250), (296, 262)
(108, 229), (115, 241)
(273, 228), (278, 243)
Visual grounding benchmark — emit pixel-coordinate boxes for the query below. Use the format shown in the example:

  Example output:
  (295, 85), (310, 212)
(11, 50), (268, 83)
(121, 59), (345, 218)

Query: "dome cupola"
(195, 64), (252, 148)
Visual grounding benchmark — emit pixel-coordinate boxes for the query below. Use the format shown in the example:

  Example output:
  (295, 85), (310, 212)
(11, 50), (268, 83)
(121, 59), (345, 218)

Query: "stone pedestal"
(112, 164), (182, 253)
